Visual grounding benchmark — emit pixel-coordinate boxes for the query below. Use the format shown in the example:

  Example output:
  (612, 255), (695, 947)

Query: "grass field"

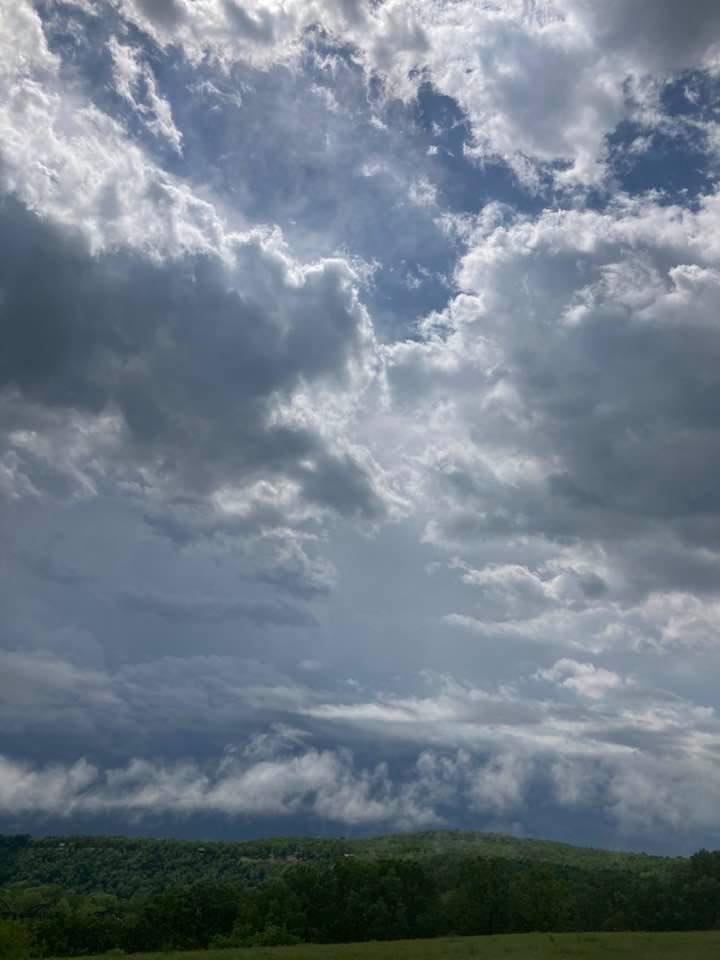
(69, 932), (720, 960)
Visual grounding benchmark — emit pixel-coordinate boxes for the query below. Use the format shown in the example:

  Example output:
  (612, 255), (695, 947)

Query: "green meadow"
(67, 932), (720, 960)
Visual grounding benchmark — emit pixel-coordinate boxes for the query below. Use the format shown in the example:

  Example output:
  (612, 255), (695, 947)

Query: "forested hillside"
(2, 832), (720, 957)
(0, 831), (673, 897)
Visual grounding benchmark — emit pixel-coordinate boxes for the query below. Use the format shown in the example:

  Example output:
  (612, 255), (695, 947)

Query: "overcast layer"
(2, 0), (720, 854)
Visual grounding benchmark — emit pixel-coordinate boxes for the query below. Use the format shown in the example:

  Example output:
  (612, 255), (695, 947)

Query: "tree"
(0, 921), (30, 960)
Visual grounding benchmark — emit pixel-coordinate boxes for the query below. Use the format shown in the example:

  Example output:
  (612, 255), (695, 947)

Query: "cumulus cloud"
(385, 190), (720, 662)
(0, 0), (401, 584)
(0, 747), (441, 828)
(103, 0), (720, 184)
(4, 729), (720, 838)
(0, 194), (383, 508)
(0, 756), (98, 815)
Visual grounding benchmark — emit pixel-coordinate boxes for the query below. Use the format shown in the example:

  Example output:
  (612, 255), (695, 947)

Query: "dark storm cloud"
(0, 194), (383, 518)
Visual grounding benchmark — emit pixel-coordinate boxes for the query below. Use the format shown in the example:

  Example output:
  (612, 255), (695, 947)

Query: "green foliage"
(243, 925), (301, 947)
(0, 839), (31, 889)
(0, 920), (30, 960)
(1, 832), (720, 957)
(0, 832), (674, 898)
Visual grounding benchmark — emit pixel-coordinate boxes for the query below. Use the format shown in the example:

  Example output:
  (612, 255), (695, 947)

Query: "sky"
(2, 1), (720, 856)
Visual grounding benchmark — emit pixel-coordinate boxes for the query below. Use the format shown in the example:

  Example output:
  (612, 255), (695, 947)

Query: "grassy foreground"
(67, 932), (720, 960)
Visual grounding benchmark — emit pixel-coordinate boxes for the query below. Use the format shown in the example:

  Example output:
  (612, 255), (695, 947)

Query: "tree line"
(2, 849), (720, 956)
(0, 831), (673, 899)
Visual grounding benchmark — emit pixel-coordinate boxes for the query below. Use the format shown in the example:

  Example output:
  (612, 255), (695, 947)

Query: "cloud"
(446, 589), (720, 657)
(0, 748), (440, 829)
(0, 756), (98, 815)
(0, 2), (392, 529)
(384, 191), (720, 658)
(4, 0), (720, 854)
(252, 540), (337, 600)
(0, 6), (408, 573)
(118, 589), (317, 627)
(0, 192), (391, 545)
(0, 650), (309, 747)
(536, 659), (628, 700)
(0, 746), (568, 826)
(107, 36), (183, 153)
(468, 753), (533, 814)
(572, 0), (720, 71)
(449, 558), (604, 622)
(1, 645), (720, 839)
(4, 732), (720, 838)
(101, 0), (720, 185)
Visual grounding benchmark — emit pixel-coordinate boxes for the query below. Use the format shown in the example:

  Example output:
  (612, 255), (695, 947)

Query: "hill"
(0, 830), (675, 897)
(2, 833), (720, 957)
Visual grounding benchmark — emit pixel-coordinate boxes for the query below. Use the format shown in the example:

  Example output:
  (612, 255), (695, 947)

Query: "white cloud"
(0, 3), (214, 254)
(449, 558), (603, 623)
(4, 733), (720, 837)
(107, 36), (183, 153)
(384, 190), (720, 664)
(0, 756), (98, 815)
(468, 752), (533, 813)
(0, 747), (440, 828)
(104, 0), (720, 185)
(0, 747), (554, 825)
(536, 659), (628, 700)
